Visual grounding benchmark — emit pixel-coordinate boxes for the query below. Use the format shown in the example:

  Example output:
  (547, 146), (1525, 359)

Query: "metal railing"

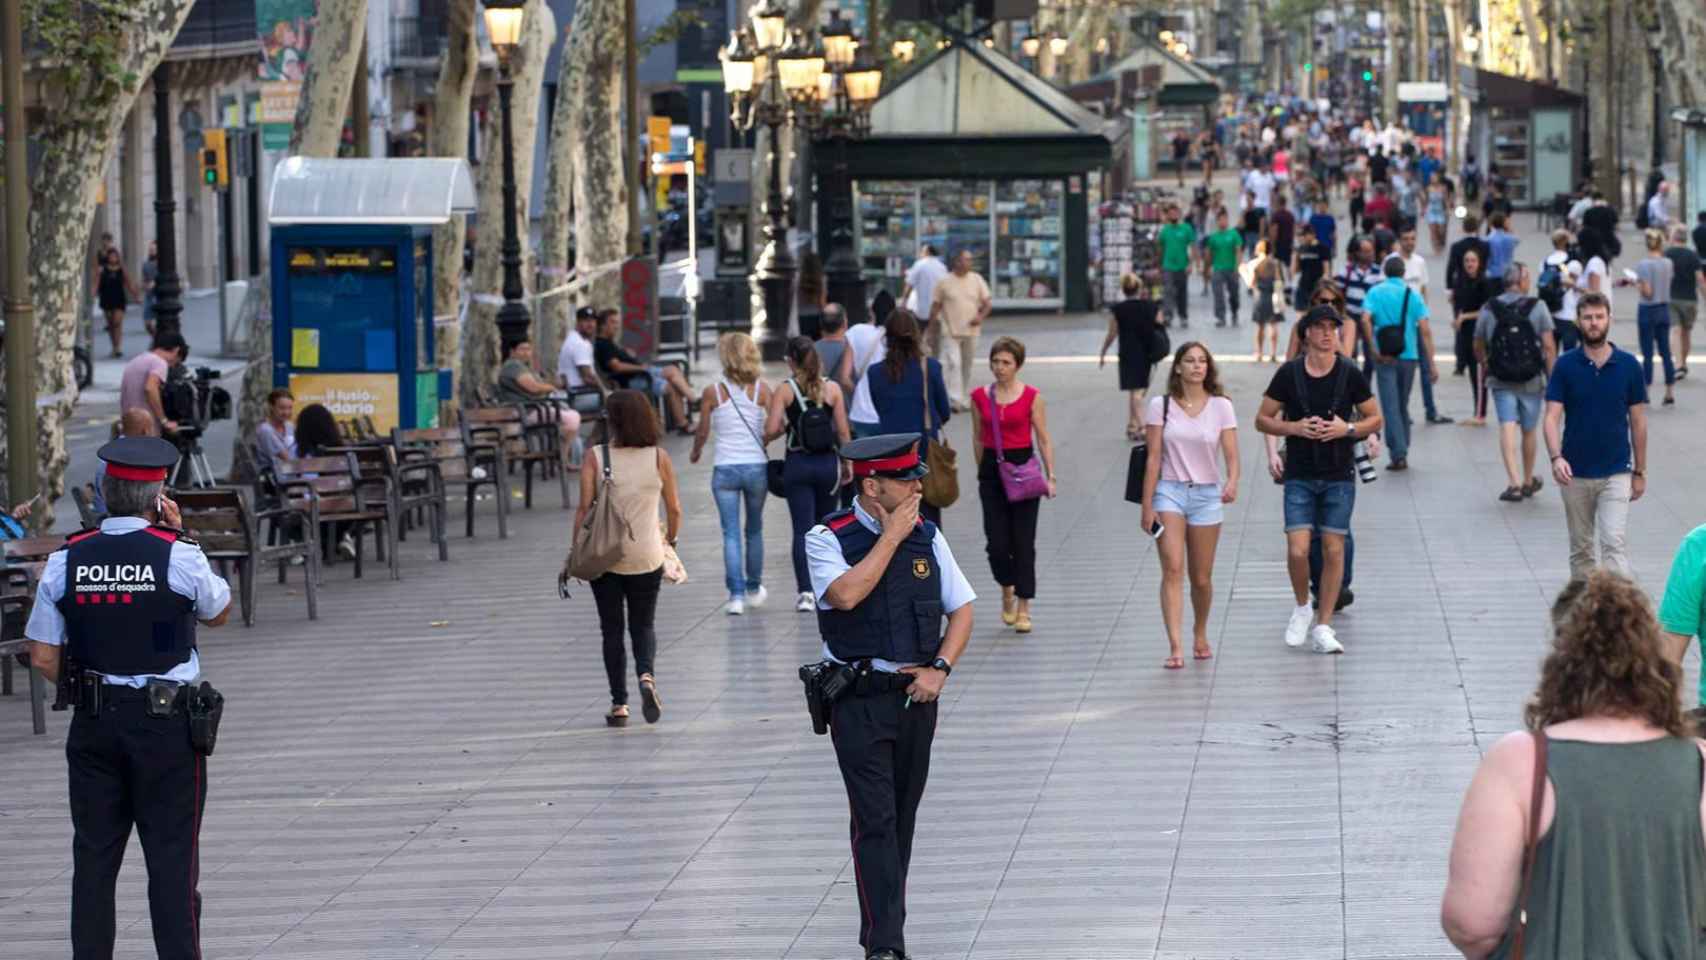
(391, 16), (445, 63)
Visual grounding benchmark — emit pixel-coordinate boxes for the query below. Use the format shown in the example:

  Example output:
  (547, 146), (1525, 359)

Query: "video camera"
(161, 364), (232, 437)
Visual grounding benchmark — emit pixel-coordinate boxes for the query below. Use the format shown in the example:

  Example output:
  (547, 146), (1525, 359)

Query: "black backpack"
(789, 378), (837, 454)
(1486, 297), (1545, 383)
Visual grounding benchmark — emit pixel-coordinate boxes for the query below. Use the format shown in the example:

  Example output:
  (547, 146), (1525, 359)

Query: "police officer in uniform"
(26, 437), (232, 960)
(805, 433), (975, 960)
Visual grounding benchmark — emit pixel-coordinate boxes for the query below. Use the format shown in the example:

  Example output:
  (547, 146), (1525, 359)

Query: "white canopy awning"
(267, 157), (477, 226)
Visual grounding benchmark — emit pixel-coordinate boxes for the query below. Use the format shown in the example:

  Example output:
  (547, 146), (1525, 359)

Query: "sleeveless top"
(783, 379), (830, 453)
(592, 445), (665, 575)
(710, 379), (766, 466)
(1490, 737), (1706, 959)
(970, 384), (1036, 451)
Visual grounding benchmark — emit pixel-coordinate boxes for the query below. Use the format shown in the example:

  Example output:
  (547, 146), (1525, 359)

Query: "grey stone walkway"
(3, 204), (1703, 959)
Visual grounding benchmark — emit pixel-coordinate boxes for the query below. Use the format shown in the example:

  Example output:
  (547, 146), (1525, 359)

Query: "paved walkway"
(3, 201), (1703, 959)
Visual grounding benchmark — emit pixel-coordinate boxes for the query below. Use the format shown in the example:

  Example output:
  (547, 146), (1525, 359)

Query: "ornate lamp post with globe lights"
(799, 13), (883, 325)
(482, 0), (531, 352)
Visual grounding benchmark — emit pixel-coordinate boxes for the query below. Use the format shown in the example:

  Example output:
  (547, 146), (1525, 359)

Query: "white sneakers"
(1284, 604), (1345, 654)
(726, 586), (770, 616)
(795, 592), (816, 612)
(747, 585), (768, 609)
(1308, 624), (1344, 654)
(725, 597), (744, 616)
(1284, 604), (1313, 647)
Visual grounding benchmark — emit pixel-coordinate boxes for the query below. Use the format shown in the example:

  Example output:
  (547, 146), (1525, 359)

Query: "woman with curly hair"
(1441, 571), (1706, 959)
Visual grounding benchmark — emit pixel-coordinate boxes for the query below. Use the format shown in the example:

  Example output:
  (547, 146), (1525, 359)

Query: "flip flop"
(1163, 656), (1184, 670)
(1193, 647), (1214, 660)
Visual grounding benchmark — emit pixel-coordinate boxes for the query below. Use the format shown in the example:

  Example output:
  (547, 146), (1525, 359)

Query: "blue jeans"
(1283, 478), (1356, 535)
(784, 450), (840, 592)
(1418, 354), (1440, 418)
(1638, 302), (1676, 386)
(711, 463), (766, 598)
(1374, 359), (1417, 462)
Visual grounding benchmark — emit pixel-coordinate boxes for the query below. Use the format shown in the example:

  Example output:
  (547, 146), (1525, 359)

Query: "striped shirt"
(1338, 261), (1379, 318)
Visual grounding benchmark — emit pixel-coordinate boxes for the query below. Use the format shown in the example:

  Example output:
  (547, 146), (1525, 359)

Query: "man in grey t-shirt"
(1475, 263), (1557, 502)
(1635, 235), (1678, 402)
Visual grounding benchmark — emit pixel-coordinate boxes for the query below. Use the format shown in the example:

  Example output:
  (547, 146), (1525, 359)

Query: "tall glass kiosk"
(267, 157), (476, 432)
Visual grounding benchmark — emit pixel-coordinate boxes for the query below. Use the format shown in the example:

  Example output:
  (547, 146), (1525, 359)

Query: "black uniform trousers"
(67, 696), (205, 960)
(830, 687), (938, 956)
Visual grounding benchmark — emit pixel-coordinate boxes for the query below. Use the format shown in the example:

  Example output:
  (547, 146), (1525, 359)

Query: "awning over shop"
(1089, 41), (1222, 107)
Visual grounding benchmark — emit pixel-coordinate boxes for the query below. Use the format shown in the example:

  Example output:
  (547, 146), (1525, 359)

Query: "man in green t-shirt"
(1157, 203), (1197, 328)
(1659, 524), (1706, 708)
(1203, 207), (1245, 327)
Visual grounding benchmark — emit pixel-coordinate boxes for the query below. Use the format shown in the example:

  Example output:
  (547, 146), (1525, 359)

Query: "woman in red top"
(969, 336), (1058, 633)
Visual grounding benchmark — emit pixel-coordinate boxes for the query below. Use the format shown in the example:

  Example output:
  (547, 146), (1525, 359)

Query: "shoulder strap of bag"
(988, 386), (1005, 457)
(599, 433), (613, 480)
(1511, 729), (1549, 960)
(731, 382), (767, 452)
(919, 357), (935, 434)
(1399, 287), (1412, 331)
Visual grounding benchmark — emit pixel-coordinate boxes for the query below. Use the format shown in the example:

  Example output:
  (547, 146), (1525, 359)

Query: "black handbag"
(727, 381), (786, 498)
(1375, 288), (1412, 358)
(1123, 396), (1167, 504)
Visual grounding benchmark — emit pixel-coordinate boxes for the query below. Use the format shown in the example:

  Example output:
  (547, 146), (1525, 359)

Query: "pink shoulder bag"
(988, 386), (1049, 502)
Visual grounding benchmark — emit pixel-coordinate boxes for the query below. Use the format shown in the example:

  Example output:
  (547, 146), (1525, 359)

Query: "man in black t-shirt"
(593, 308), (695, 431)
(1256, 305), (1383, 655)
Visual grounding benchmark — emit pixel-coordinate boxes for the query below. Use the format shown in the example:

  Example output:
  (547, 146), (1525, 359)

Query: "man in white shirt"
(1247, 163), (1276, 215)
(556, 305), (605, 412)
(1648, 182), (1672, 230)
(899, 244), (946, 317)
(1399, 227), (1450, 424)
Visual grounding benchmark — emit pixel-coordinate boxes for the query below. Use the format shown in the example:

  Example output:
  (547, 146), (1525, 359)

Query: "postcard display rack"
(1098, 190), (1167, 302)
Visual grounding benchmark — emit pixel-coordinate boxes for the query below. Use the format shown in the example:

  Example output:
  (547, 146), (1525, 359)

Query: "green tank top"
(1491, 737), (1706, 960)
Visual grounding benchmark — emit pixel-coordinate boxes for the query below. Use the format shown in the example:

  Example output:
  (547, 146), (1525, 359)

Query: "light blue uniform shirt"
(1364, 276), (1428, 361)
(24, 516), (231, 687)
(804, 498), (976, 673)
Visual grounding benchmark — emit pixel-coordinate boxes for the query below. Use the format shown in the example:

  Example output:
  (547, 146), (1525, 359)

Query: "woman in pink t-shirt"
(1139, 342), (1240, 668)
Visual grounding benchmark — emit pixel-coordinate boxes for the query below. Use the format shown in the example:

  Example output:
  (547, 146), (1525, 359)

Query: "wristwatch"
(928, 657), (953, 676)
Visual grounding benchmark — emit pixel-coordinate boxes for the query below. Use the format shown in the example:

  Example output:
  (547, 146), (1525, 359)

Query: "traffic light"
(1303, 61), (1313, 72)
(200, 128), (228, 189)
(1361, 69), (1375, 83)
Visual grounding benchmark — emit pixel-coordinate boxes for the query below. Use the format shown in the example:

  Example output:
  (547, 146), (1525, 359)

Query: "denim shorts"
(1152, 478), (1224, 526)
(1491, 387), (1543, 431)
(643, 366), (669, 398)
(1283, 478), (1356, 535)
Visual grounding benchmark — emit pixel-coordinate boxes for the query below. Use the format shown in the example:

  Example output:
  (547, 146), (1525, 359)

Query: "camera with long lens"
(1353, 440), (1378, 484)
(161, 364), (232, 438)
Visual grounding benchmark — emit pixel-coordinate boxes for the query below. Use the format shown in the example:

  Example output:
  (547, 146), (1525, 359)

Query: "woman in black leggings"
(968, 336), (1058, 633)
(1451, 248), (1498, 425)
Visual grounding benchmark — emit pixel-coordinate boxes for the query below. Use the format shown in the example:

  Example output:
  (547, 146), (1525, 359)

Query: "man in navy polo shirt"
(1543, 292), (1649, 579)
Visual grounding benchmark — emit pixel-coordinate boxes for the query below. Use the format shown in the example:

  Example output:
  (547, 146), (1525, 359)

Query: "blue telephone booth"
(267, 157), (475, 432)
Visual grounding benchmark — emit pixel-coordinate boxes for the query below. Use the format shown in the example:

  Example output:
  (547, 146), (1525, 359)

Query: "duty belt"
(849, 667), (913, 697)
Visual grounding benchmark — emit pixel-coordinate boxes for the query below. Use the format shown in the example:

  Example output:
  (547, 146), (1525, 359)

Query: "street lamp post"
(1646, 24), (1663, 173)
(720, 4), (823, 361)
(150, 62), (184, 338)
(809, 15), (882, 326)
(484, 0), (531, 353)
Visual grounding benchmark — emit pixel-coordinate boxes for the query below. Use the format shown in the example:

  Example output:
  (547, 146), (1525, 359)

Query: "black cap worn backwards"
(96, 436), (180, 482)
(842, 432), (930, 481)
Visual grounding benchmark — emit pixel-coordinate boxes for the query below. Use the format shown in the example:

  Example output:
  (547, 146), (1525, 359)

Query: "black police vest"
(815, 509), (944, 664)
(54, 526), (196, 676)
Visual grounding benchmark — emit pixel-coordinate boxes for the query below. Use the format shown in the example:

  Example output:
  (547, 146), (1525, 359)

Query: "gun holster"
(186, 681), (224, 756)
(799, 659), (857, 735)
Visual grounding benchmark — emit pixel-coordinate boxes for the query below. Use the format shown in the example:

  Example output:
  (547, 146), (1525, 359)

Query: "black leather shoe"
(867, 951), (905, 960)
(1385, 458), (1408, 471)
(1335, 588), (1354, 612)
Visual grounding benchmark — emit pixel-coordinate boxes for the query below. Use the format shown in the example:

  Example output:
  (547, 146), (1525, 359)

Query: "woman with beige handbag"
(865, 309), (955, 527)
(571, 390), (683, 728)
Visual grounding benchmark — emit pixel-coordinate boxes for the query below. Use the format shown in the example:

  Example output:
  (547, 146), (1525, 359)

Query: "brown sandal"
(605, 704), (629, 727)
(639, 675), (662, 724)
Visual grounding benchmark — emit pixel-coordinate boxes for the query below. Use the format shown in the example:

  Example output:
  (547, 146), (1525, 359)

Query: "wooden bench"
(278, 453), (400, 580)
(393, 426), (509, 539)
(174, 487), (318, 625)
(463, 405), (572, 510)
(328, 444), (449, 562)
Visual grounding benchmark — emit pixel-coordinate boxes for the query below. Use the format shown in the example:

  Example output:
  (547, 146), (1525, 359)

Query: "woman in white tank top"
(690, 332), (773, 615)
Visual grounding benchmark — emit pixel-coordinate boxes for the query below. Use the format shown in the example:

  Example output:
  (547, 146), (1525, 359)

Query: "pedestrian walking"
(1256, 305), (1383, 654)
(1664, 225), (1704, 380)
(1205, 208), (1244, 326)
(1630, 228), (1679, 405)
(1245, 240), (1287, 362)
(1540, 229), (1582, 352)
(1100, 273), (1163, 439)
(1158, 203), (1197, 328)
(1475, 263), (1557, 502)
(969, 337), (1057, 635)
(815, 304), (856, 395)
(766, 336), (853, 613)
(926, 250), (991, 410)
(1335, 237), (1379, 369)
(690, 332), (772, 616)
(866, 310), (951, 528)
(1442, 572), (1706, 960)
(23, 437), (233, 960)
(1398, 227), (1451, 424)
(845, 309), (888, 441)
(1660, 521), (1706, 678)
(1362, 255), (1438, 471)
(93, 246), (140, 358)
(899, 243), (947, 318)
(1425, 178), (1449, 253)
(1543, 293), (1648, 579)
(1140, 342), (1239, 669)
(804, 433), (975, 960)
(1452, 247), (1499, 425)
(1292, 222), (1325, 310)
(578, 390), (683, 727)
(1485, 212), (1519, 282)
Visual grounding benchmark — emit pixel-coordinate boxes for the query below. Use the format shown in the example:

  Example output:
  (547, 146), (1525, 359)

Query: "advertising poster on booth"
(289, 373), (400, 434)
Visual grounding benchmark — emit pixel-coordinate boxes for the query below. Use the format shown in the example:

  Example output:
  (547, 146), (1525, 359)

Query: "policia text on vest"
(24, 436), (234, 960)
(800, 433), (976, 960)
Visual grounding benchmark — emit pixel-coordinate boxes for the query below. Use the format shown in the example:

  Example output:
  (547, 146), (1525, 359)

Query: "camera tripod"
(169, 430), (216, 489)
